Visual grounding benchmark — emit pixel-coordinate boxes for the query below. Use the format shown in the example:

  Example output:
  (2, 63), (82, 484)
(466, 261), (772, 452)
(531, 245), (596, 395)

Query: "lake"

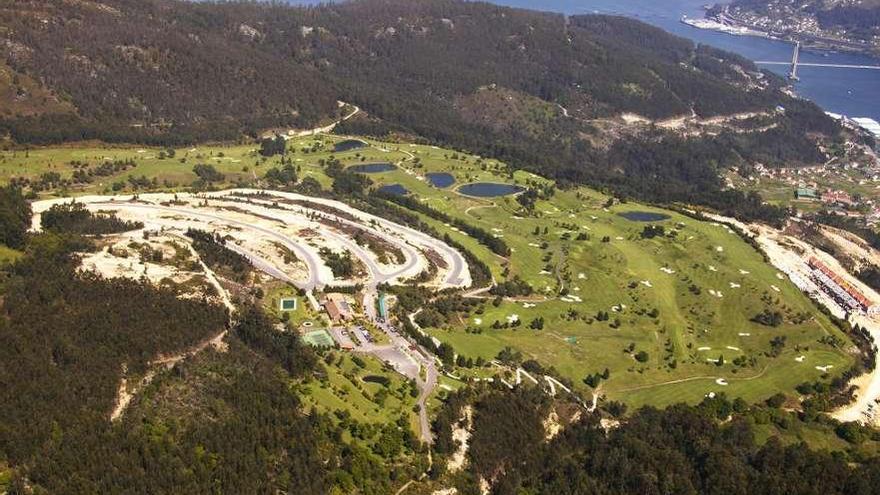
(492, 0), (880, 122)
(377, 184), (409, 196)
(426, 172), (455, 188)
(458, 182), (525, 197)
(618, 211), (672, 222)
(348, 162), (396, 173)
(334, 139), (367, 153)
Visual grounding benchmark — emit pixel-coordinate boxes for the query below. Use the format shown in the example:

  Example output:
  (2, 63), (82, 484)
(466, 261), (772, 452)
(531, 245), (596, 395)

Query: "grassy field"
(0, 244), (22, 265)
(751, 415), (880, 455)
(0, 464), (10, 493)
(299, 351), (420, 435)
(262, 282), (319, 329)
(320, 137), (855, 408)
(5, 134), (856, 409)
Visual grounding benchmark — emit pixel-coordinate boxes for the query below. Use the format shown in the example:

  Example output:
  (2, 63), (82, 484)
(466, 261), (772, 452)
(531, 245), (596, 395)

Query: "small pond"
(348, 162), (396, 174)
(334, 139), (367, 153)
(457, 182), (524, 198)
(377, 184), (409, 196)
(426, 172), (455, 188)
(617, 211), (672, 222)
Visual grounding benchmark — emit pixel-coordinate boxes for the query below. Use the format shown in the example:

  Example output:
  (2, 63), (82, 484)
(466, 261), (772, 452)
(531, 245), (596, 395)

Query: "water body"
(377, 184), (409, 196)
(426, 172), (455, 188)
(492, 0), (880, 122)
(458, 182), (525, 197)
(348, 162), (396, 173)
(618, 211), (672, 222)
(334, 139), (367, 153)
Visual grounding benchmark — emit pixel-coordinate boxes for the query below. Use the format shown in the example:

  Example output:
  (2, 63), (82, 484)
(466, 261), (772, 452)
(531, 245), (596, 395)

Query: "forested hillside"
(0, 0), (838, 221)
(0, 0), (784, 143)
(430, 387), (880, 494)
(0, 224), (416, 493)
(0, 0), (848, 222)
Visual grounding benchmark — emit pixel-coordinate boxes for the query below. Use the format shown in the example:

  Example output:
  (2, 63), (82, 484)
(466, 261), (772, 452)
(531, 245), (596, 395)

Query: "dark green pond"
(617, 211), (671, 222)
(334, 139), (367, 152)
(349, 162), (396, 173)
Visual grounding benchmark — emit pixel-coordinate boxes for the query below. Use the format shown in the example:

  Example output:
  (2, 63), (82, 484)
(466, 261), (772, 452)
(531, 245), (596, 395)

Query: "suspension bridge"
(755, 41), (880, 79)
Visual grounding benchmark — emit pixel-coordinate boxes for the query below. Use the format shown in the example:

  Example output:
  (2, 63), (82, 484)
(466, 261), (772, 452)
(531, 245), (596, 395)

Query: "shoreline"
(681, 13), (879, 59)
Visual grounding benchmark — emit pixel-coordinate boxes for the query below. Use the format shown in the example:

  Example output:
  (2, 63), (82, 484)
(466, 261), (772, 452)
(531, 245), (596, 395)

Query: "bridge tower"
(789, 41), (800, 81)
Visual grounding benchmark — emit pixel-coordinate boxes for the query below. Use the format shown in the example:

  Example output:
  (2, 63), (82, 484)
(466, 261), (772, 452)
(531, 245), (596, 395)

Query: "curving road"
(221, 196), (424, 285)
(91, 201), (325, 289)
(217, 189), (469, 287)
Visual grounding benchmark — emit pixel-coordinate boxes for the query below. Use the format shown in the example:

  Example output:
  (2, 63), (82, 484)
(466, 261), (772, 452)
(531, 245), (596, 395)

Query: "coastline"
(681, 12), (879, 58)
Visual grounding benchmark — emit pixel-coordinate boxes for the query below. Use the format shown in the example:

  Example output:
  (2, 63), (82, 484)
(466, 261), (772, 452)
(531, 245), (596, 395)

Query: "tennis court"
(302, 329), (335, 348)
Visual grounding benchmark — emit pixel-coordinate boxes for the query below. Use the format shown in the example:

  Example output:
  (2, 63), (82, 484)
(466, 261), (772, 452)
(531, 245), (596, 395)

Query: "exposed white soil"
(31, 190), (470, 291)
(447, 405), (473, 473)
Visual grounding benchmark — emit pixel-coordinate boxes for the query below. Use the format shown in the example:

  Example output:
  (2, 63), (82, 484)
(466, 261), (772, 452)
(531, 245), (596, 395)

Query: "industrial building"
(795, 187), (818, 200)
(808, 257), (878, 315)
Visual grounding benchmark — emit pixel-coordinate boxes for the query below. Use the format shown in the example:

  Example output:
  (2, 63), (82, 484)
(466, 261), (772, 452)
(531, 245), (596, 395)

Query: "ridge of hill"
(0, 0), (846, 220)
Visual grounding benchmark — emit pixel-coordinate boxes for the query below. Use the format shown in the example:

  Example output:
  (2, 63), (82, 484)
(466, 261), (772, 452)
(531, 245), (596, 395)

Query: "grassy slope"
(3, 134), (855, 408)
(328, 138), (854, 409)
(299, 352), (420, 436)
(0, 244), (22, 265)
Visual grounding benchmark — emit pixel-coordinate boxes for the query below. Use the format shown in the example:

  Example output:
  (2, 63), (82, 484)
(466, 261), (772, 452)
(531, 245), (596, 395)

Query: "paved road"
(219, 194), (440, 286)
(216, 190), (469, 288)
(92, 201), (325, 290)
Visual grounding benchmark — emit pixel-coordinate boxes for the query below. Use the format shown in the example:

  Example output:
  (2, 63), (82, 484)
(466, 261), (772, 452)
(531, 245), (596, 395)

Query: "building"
(795, 187), (818, 200)
(808, 257), (878, 315)
(378, 293), (388, 321)
(821, 190), (854, 207)
(323, 293), (353, 323)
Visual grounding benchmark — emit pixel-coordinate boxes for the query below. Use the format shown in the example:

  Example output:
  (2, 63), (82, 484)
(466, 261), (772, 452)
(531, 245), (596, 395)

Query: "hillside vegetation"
(0, 0), (842, 221)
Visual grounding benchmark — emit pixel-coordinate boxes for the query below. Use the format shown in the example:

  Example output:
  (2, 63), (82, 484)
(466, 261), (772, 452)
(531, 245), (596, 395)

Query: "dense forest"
(0, 0), (842, 220)
(41, 202), (143, 235)
(0, 189), (422, 493)
(430, 386), (880, 495)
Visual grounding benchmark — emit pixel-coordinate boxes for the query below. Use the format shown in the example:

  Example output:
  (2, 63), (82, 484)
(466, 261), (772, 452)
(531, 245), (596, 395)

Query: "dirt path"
(281, 102), (360, 139)
(821, 225), (880, 269)
(614, 365), (769, 394)
(111, 243), (234, 422)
